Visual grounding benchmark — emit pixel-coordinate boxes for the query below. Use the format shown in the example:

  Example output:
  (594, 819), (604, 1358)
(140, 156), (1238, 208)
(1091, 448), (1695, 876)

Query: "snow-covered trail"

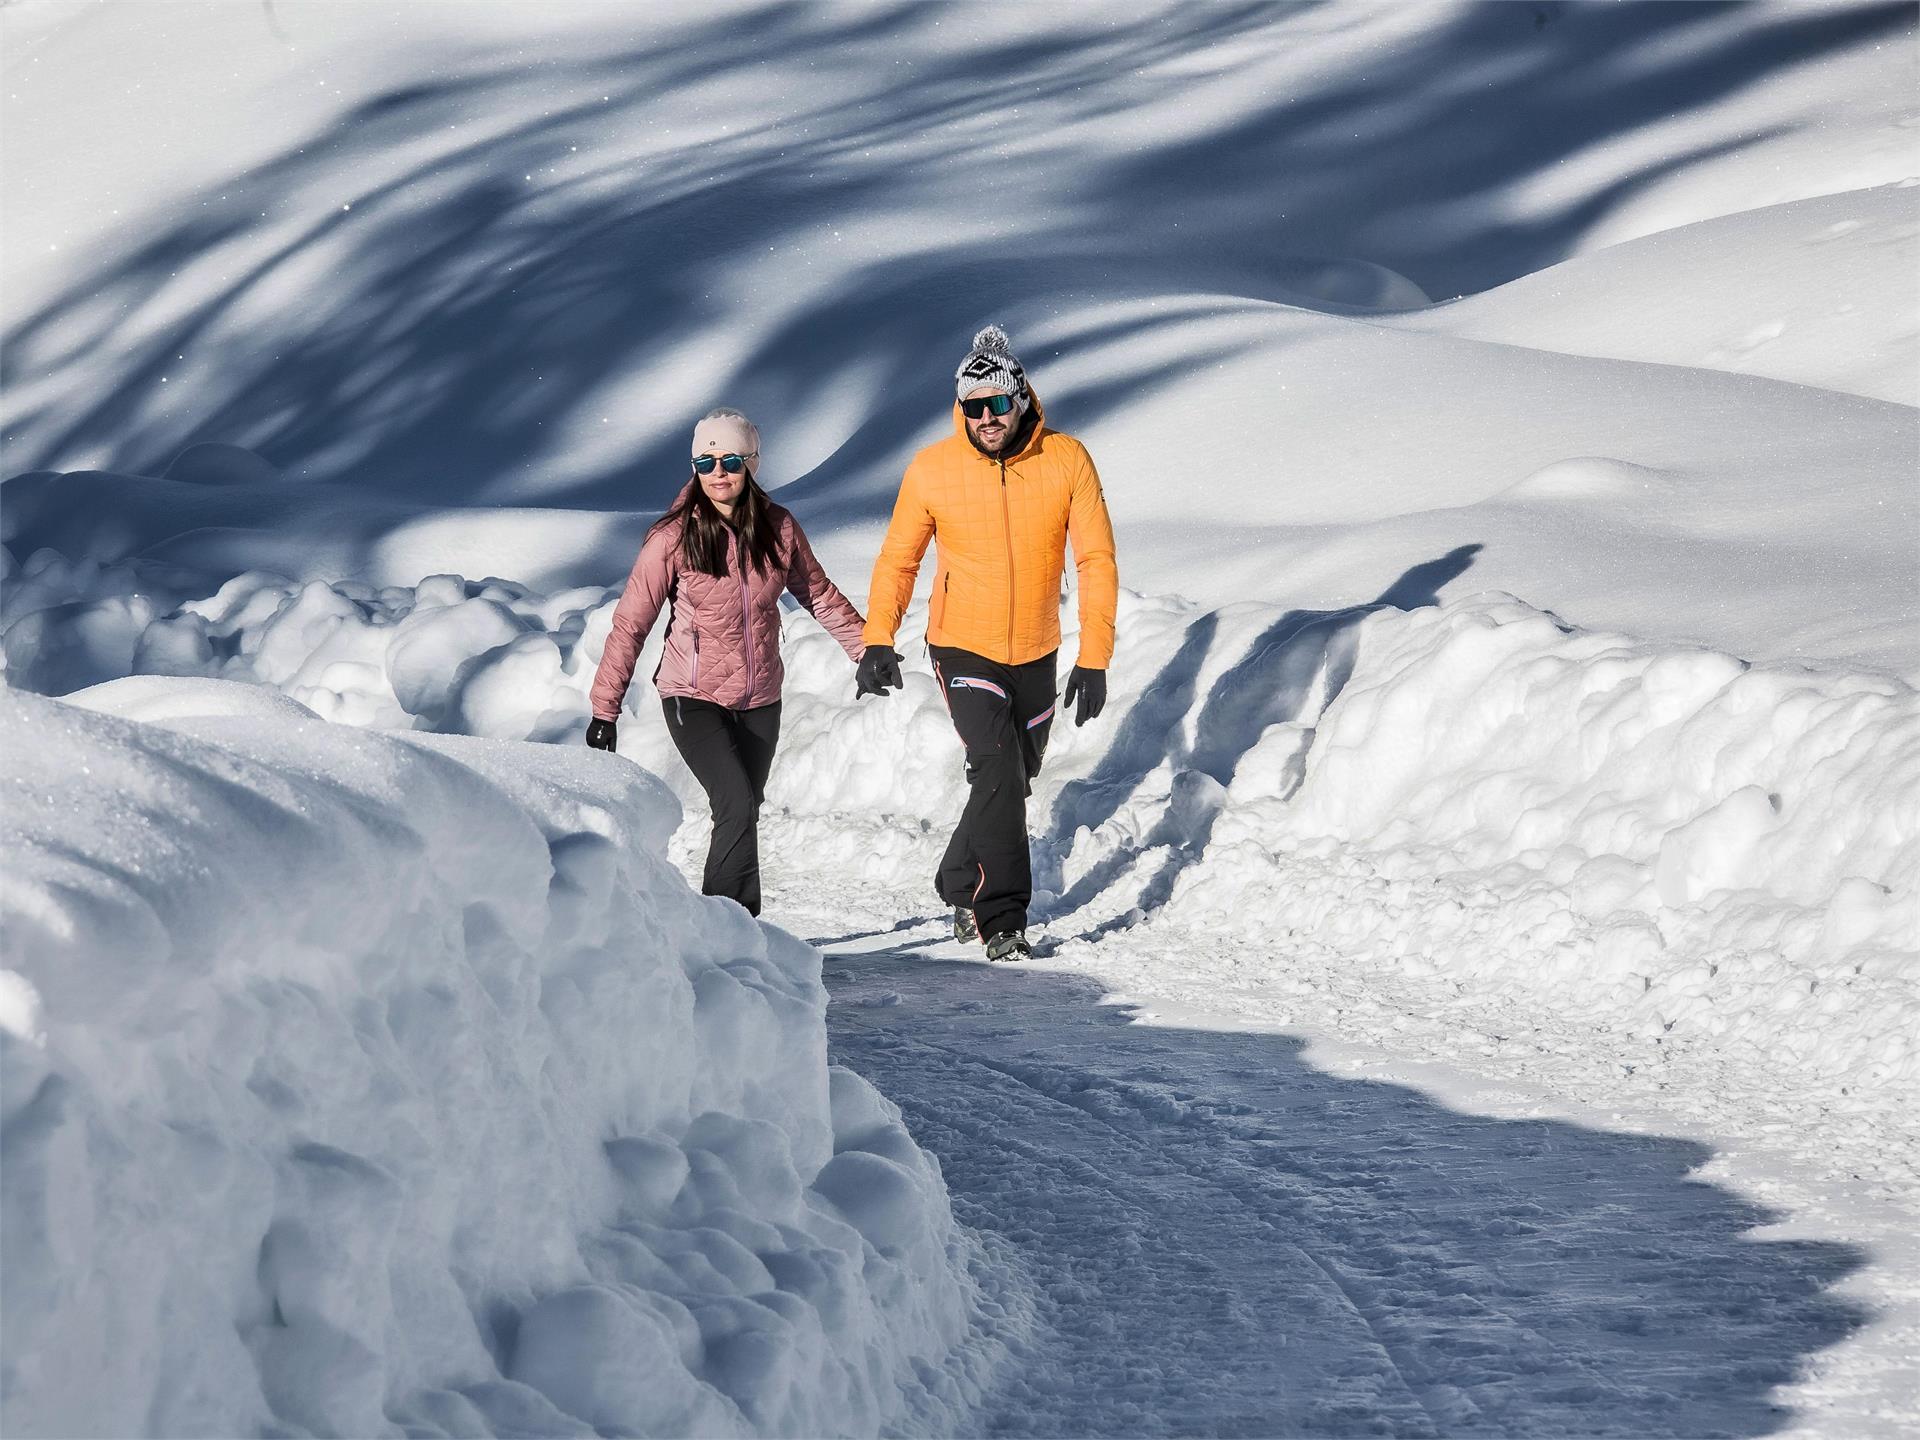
(791, 894), (1868, 1439)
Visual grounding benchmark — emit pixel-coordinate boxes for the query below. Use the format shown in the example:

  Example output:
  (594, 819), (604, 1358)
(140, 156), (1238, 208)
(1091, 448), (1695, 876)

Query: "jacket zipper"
(999, 458), (1015, 658)
(690, 629), (699, 692)
(738, 532), (755, 704)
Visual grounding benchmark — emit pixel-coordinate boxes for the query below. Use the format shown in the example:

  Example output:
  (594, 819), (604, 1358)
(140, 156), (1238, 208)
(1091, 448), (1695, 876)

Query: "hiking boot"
(984, 930), (1032, 963)
(953, 906), (979, 944)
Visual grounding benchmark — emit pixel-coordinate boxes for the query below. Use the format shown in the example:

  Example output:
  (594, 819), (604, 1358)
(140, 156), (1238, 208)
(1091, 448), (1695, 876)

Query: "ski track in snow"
(794, 894), (1868, 1439)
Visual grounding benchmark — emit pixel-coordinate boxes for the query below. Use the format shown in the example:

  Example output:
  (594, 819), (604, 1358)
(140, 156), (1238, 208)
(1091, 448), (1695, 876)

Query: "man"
(856, 325), (1118, 962)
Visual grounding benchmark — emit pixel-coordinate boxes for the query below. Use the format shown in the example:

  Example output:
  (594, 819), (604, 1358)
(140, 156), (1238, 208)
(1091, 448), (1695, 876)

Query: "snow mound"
(163, 441), (281, 487)
(0, 689), (1013, 1436)
(1501, 456), (1669, 501)
(1416, 185), (1920, 406)
(1, 552), (613, 740)
(1164, 596), (1919, 1092)
(6, 545), (1915, 1165)
(63, 672), (318, 726)
(1269, 256), (1430, 312)
(741, 591), (1918, 1170)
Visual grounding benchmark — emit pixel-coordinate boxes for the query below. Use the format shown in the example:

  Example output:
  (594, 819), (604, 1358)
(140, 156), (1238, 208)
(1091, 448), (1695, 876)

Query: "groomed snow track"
(813, 907), (1866, 1439)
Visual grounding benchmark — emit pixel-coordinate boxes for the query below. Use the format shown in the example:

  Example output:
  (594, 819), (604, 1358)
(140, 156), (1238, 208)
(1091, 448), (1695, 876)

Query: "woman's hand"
(585, 718), (618, 752)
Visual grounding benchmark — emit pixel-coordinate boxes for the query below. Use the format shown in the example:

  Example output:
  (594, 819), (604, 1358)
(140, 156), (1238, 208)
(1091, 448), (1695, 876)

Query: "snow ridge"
(9, 549), (1912, 1183)
(0, 690), (1015, 1436)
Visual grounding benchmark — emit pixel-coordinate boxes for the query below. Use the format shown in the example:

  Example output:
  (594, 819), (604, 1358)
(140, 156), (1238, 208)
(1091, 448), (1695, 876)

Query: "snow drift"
(0, 685), (1012, 1436)
(1160, 597), (1919, 1078)
(10, 549), (1912, 1172)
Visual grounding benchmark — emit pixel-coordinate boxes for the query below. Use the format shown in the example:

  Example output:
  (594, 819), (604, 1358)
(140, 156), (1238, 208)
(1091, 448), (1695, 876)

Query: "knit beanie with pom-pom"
(954, 325), (1030, 412)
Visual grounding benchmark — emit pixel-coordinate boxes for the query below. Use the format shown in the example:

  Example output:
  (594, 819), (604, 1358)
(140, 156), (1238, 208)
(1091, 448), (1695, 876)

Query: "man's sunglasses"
(961, 394), (1017, 420)
(692, 453), (750, 475)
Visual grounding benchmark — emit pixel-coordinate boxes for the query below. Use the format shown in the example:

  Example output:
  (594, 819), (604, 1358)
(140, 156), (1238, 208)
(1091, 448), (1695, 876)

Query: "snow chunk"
(0, 691), (1010, 1436)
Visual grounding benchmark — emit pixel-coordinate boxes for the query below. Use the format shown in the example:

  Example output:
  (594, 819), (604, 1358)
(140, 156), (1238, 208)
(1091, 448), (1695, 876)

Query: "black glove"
(1062, 666), (1106, 727)
(585, 718), (618, 752)
(856, 645), (903, 697)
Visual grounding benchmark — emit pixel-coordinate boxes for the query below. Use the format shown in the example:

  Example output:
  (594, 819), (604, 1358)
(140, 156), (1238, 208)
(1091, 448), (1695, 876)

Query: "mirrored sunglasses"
(960, 394), (1016, 420)
(692, 453), (748, 475)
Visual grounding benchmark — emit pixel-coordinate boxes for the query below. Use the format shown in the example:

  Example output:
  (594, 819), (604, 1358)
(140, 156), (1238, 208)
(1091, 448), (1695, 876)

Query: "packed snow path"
(796, 900), (1866, 1439)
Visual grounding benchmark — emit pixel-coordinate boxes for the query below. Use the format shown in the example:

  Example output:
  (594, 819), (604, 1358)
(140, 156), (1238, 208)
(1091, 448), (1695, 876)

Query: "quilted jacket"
(591, 487), (865, 719)
(863, 391), (1118, 668)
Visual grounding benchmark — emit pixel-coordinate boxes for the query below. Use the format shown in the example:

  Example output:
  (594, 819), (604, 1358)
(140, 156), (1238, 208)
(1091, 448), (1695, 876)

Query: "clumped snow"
(0, 686), (1015, 1436)
(9, 556), (1913, 1191)
(3, 0), (1917, 1435)
(742, 594), (1920, 1190)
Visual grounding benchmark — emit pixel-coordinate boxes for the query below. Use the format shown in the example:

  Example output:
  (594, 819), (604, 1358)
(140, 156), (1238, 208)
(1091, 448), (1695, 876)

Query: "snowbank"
(742, 588), (1918, 1117)
(0, 549), (610, 738)
(1161, 597), (1919, 1084)
(0, 685), (1011, 1436)
(15, 548), (1911, 1121)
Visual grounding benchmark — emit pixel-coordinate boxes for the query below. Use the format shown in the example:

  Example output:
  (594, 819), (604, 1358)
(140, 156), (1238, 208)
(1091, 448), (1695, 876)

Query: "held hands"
(585, 718), (618, 752)
(855, 644), (903, 697)
(1062, 666), (1107, 727)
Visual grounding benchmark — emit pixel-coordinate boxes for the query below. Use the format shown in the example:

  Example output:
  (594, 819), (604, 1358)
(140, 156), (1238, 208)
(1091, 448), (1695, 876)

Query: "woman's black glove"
(585, 718), (618, 752)
(856, 645), (903, 697)
(1062, 666), (1106, 726)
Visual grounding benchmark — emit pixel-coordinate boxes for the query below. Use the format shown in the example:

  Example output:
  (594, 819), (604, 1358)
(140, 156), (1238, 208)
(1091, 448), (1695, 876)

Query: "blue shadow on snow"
(820, 948), (1867, 1439)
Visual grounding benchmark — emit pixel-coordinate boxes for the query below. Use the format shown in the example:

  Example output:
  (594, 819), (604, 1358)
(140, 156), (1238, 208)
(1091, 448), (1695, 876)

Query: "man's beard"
(967, 409), (1031, 459)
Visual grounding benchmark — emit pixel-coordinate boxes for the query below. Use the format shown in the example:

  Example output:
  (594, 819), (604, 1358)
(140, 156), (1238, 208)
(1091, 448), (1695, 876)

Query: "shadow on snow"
(821, 949), (1867, 1439)
(1034, 544), (1483, 933)
(3, 0), (1908, 574)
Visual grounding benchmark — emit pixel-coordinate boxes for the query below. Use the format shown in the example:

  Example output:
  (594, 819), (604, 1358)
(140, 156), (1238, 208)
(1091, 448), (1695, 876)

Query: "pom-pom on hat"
(955, 325), (1030, 411)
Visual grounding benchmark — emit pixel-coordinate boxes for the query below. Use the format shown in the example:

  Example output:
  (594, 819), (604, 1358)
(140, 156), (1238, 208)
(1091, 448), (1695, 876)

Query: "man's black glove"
(1062, 666), (1106, 727)
(856, 645), (903, 697)
(585, 718), (618, 752)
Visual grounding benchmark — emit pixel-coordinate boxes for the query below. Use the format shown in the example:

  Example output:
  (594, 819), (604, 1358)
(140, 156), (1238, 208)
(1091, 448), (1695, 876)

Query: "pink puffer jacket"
(591, 491), (865, 719)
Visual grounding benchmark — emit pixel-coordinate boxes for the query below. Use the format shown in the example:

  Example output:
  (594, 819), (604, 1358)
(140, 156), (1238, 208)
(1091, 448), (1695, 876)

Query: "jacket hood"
(951, 387), (1047, 462)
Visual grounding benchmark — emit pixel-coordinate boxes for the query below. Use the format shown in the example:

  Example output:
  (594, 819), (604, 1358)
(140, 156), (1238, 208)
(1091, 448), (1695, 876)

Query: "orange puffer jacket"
(864, 392), (1119, 668)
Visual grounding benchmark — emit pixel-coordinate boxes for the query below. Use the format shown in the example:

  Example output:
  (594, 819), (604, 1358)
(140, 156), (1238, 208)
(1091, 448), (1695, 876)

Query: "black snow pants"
(928, 644), (1058, 939)
(663, 695), (781, 917)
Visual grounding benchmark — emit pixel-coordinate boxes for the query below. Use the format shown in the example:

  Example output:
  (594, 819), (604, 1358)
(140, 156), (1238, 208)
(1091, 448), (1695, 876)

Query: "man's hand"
(856, 645), (903, 697)
(1062, 666), (1106, 727)
(585, 718), (618, 752)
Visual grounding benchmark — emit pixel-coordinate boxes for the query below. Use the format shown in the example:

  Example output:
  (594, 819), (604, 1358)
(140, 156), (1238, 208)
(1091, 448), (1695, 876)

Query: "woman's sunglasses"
(692, 453), (749, 475)
(960, 394), (1016, 419)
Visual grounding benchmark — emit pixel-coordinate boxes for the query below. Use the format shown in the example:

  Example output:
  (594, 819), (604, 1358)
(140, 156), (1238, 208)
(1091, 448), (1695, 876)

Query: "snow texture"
(2, 0), (1917, 1435)
(0, 686), (1013, 1436)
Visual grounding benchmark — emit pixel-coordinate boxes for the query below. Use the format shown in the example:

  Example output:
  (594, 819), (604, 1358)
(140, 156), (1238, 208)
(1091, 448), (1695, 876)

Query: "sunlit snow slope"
(3, 0), (1916, 668)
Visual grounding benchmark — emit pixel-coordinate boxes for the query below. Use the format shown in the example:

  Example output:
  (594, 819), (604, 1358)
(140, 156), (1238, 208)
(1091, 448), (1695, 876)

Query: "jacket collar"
(951, 388), (1048, 464)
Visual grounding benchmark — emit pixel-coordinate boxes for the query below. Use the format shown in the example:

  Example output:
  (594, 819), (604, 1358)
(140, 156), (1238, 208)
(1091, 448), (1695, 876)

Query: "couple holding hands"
(587, 326), (1118, 962)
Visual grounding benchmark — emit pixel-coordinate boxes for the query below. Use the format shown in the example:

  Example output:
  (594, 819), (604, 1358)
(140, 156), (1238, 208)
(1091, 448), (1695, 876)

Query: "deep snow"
(0, 684), (1013, 1435)
(3, 1), (1918, 1436)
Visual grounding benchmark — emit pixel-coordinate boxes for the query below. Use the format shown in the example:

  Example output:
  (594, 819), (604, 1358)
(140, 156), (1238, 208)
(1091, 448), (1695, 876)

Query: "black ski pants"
(662, 695), (781, 917)
(929, 645), (1058, 939)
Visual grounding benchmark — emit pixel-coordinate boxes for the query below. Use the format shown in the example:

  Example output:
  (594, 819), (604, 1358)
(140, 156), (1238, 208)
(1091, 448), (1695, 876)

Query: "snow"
(812, 933), (1889, 1437)
(1407, 185), (1920, 408)
(0, 685), (1010, 1436)
(3, 0), (1918, 1435)
(5, 2), (1918, 670)
(13, 558), (1913, 1181)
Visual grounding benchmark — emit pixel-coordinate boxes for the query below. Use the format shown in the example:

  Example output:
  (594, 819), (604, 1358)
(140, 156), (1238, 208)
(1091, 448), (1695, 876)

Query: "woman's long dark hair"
(650, 467), (786, 578)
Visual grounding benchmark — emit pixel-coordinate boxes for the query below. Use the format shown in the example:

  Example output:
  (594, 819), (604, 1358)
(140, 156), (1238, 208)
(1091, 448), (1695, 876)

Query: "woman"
(586, 408), (865, 916)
